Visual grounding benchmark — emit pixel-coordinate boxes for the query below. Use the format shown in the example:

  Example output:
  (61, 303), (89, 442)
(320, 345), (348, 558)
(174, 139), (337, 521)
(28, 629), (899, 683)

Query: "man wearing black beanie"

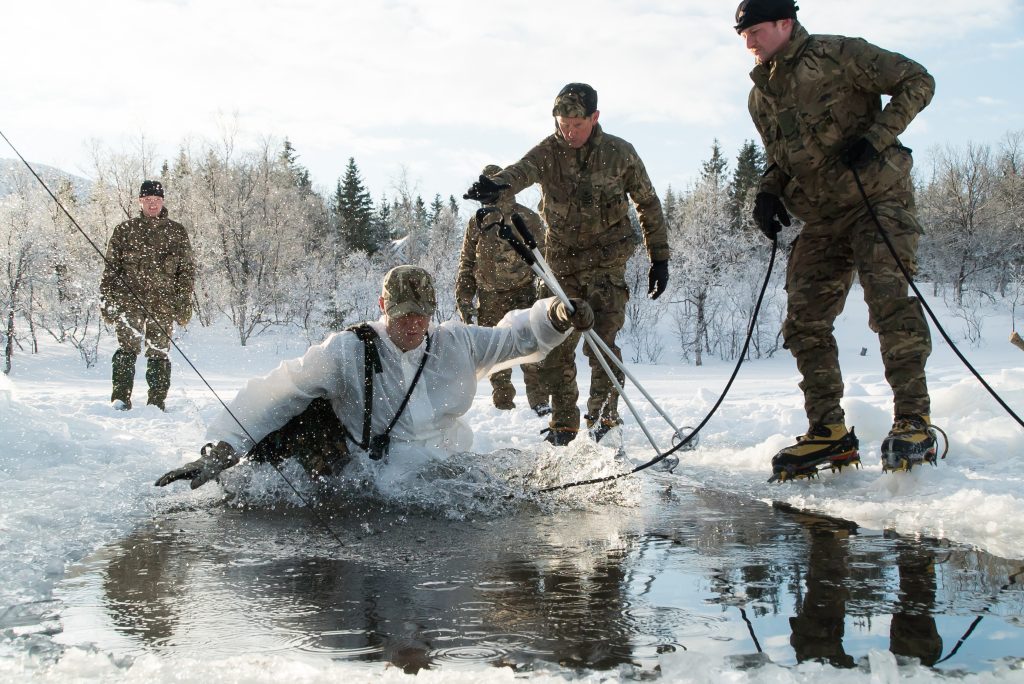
(735, 0), (939, 478)
(100, 180), (195, 411)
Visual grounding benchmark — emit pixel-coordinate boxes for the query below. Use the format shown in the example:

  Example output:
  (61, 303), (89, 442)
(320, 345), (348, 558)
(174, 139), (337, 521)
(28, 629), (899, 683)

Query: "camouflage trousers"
(478, 286), (547, 409)
(113, 309), (172, 359)
(783, 191), (931, 426)
(247, 398), (351, 479)
(540, 267), (628, 431)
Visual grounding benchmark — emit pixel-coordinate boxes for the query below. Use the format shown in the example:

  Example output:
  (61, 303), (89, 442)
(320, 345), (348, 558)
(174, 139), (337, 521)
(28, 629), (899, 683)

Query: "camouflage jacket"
(455, 200), (546, 301)
(491, 124), (669, 268)
(748, 23), (934, 219)
(100, 208), (196, 322)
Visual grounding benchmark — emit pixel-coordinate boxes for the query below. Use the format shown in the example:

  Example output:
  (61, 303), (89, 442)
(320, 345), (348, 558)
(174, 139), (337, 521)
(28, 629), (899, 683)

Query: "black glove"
(463, 174), (510, 204)
(648, 260), (669, 300)
(154, 441), (241, 489)
(752, 192), (791, 241)
(841, 137), (879, 170)
(548, 298), (595, 333)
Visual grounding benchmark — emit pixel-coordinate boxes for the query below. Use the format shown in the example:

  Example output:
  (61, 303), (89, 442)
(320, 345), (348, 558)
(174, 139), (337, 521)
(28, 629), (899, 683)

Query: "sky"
(2, 0), (1024, 206)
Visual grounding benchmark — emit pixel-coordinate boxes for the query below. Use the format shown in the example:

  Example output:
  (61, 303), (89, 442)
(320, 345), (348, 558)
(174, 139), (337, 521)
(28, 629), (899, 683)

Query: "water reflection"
(55, 489), (1024, 676)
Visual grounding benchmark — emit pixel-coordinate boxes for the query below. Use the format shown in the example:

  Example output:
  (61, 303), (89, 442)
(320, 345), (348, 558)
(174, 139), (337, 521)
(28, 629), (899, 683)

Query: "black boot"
(146, 356), (172, 410)
(110, 349), (137, 410)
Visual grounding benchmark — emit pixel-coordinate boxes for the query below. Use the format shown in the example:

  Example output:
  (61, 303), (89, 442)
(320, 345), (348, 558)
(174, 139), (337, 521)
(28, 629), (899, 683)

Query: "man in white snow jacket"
(155, 265), (594, 489)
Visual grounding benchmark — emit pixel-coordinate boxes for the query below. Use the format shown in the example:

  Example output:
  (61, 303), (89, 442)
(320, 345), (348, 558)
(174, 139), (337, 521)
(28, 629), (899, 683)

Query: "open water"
(51, 467), (1024, 678)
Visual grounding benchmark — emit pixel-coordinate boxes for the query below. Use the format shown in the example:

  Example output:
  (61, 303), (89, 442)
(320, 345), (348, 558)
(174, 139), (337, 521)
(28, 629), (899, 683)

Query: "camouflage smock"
(100, 209), (196, 322)
(490, 124), (669, 269)
(455, 200), (546, 300)
(748, 23), (934, 220)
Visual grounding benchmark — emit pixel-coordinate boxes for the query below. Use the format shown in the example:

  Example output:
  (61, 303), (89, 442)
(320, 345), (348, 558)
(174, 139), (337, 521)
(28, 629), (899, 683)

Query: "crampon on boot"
(881, 415), (947, 472)
(768, 423), (860, 483)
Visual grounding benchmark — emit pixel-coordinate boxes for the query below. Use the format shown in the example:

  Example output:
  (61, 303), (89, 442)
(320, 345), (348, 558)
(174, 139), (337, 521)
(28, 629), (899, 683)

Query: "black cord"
(849, 165), (1024, 431)
(0, 129), (347, 548)
(537, 239), (779, 494)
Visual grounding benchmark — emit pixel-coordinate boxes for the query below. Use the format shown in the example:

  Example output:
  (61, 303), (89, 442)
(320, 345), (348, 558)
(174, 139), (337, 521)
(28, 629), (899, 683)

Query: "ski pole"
(509, 214), (696, 448)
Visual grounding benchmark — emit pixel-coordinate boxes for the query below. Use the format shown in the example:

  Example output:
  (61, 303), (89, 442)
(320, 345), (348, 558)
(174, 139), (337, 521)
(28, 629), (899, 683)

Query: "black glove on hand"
(463, 174), (510, 204)
(648, 260), (669, 300)
(752, 192), (791, 241)
(548, 298), (595, 332)
(154, 440), (241, 489)
(841, 137), (879, 170)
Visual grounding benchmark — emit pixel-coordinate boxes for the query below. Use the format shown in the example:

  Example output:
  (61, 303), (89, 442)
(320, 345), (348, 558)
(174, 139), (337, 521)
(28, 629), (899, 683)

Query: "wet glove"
(154, 440), (241, 489)
(457, 300), (476, 324)
(752, 192), (791, 241)
(548, 298), (594, 333)
(648, 260), (669, 300)
(841, 137), (879, 170)
(463, 174), (510, 204)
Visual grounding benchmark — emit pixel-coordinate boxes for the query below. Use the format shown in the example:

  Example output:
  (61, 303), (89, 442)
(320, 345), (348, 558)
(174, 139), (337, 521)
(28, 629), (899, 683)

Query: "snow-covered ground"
(2, 285), (1024, 683)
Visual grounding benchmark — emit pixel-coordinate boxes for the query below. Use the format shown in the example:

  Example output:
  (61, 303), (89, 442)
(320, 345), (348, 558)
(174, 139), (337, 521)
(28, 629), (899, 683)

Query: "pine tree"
(428, 194), (445, 225)
(334, 157), (377, 253)
(280, 138), (312, 191)
(729, 140), (766, 232)
(700, 139), (729, 189)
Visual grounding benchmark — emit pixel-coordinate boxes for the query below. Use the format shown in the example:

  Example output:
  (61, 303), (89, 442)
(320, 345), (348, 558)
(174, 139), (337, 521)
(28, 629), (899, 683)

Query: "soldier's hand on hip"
(753, 192), (790, 241)
(841, 137), (879, 170)
(648, 260), (669, 300)
(464, 174), (509, 204)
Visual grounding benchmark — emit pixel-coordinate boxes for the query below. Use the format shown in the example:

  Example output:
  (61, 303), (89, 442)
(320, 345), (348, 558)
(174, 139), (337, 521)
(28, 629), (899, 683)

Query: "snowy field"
(2, 284), (1024, 683)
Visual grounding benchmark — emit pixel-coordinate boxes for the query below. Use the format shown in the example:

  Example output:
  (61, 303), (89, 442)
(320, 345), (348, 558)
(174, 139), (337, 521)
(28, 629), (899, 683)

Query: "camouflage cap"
(552, 83), (598, 118)
(734, 0), (798, 33)
(482, 164), (502, 177)
(381, 265), (437, 318)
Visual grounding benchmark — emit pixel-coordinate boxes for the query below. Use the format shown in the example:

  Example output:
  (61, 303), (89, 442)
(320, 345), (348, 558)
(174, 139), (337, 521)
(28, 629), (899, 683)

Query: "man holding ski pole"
(466, 83), (670, 446)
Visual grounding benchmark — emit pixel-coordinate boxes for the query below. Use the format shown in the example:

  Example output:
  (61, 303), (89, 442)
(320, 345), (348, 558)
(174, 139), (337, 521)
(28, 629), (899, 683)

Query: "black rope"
(537, 239), (779, 494)
(0, 129), (347, 548)
(849, 165), (1024, 431)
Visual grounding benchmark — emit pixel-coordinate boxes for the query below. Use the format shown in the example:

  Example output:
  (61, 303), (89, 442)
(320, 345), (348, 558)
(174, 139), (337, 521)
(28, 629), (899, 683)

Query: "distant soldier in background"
(456, 164), (551, 415)
(466, 83), (670, 446)
(735, 0), (937, 477)
(100, 180), (195, 411)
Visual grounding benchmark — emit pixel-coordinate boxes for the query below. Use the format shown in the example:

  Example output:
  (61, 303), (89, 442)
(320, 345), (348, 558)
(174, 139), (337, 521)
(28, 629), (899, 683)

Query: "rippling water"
(52, 455), (1024, 677)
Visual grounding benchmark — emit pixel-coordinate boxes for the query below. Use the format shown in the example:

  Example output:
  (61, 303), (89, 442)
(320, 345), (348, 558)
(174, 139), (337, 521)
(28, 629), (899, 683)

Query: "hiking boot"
(586, 414), (623, 444)
(769, 423), (860, 482)
(541, 427), (578, 446)
(111, 399), (132, 411)
(146, 356), (172, 411)
(881, 415), (938, 472)
(531, 402), (552, 417)
(110, 348), (137, 408)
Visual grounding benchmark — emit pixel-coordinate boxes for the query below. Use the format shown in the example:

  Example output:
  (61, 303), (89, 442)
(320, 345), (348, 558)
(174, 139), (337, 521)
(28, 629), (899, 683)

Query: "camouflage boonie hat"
(381, 265), (437, 318)
(552, 83), (597, 118)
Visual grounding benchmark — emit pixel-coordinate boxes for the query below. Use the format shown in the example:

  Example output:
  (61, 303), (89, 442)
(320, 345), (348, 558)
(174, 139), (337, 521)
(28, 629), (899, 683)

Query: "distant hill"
(0, 158), (91, 200)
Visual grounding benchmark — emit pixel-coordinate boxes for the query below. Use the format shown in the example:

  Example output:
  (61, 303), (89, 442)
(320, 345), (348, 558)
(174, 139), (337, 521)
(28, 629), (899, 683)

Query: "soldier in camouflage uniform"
(466, 83), (670, 445)
(456, 164), (551, 414)
(100, 181), (196, 411)
(735, 0), (938, 476)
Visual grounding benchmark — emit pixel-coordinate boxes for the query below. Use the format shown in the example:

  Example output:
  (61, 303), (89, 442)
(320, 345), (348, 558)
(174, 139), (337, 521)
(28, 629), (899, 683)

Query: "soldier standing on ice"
(456, 164), (551, 415)
(735, 0), (938, 478)
(466, 83), (670, 446)
(100, 181), (195, 411)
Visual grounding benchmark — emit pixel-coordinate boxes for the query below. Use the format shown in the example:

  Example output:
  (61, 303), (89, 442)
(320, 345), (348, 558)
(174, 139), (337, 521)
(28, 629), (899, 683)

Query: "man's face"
(382, 304), (430, 352)
(740, 19), (793, 64)
(556, 112), (599, 149)
(139, 195), (164, 218)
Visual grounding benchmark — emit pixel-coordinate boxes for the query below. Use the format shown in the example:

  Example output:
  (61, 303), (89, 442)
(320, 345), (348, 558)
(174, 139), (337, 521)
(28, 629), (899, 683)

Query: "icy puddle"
(53, 483), (1024, 677)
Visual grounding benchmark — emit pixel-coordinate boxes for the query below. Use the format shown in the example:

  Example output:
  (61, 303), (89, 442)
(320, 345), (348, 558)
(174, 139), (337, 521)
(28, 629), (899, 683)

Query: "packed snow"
(2, 284), (1023, 683)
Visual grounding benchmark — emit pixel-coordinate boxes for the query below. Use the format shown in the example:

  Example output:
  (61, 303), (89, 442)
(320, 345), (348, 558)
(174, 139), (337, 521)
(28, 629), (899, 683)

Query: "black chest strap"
(343, 323), (431, 453)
